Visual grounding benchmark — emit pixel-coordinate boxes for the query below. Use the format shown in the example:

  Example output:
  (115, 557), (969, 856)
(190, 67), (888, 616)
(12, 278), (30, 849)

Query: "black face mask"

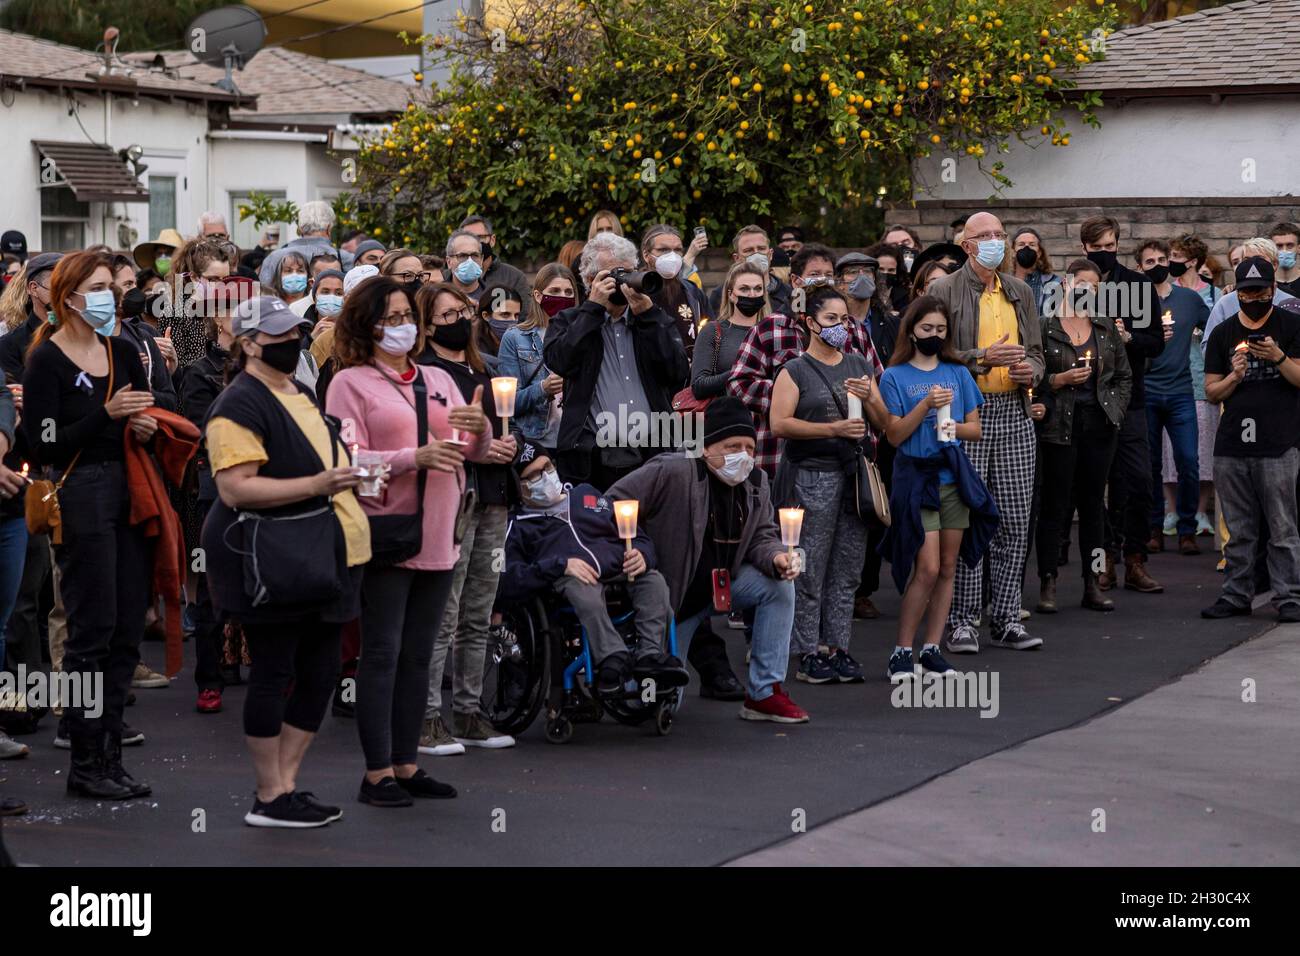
(1015, 247), (1038, 269)
(121, 287), (147, 318)
(1144, 265), (1170, 284)
(1241, 298), (1272, 321)
(912, 333), (944, 357)
(734, 294), (765, 317)
(1167, 260), (1189, 278)
(256, 339), (301, 374)
(405, 278), (424, 301)
(431, 317), (472, 350)
(1086, 249), (1117, 275)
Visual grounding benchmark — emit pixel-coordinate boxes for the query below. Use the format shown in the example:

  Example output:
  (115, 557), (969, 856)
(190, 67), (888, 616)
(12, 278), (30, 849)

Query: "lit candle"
(1082, 349), (1093, 368)
(614, 499), (640, 579)
(491, 376), (518, 436)
(19, 462), (30, 484)
(779, 507), (804, 557)
(1161, 310), (1174, 329)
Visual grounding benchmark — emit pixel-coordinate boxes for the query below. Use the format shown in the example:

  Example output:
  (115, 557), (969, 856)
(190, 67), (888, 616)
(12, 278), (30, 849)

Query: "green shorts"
(921, 483), (970, 533)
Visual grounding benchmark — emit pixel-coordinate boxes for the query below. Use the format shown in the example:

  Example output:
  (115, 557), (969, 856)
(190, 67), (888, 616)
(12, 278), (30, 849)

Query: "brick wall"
(888, 197), (1300, 281)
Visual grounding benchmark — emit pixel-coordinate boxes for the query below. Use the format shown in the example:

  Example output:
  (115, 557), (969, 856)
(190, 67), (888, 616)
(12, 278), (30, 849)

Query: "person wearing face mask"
(326, 276), (491, 805)
(879, 296), (998, 681)
(1267, 222), (1300, 298)
(301, 269), (345, 343)
(499, 264), (573, 446)
(23, 252), (158, 800)
(444, 230), (487, 304)
(202, 295), (371, 827)
(1201, 257), (1300, 623)
(1010, 227), (1061, 317)
(273, 252), (311, 307)
(474, 283), (522, 374)
(110, 254), (177, 416)
(0, 253), (61, 383)
(499, 441), (686, 695)
(1075, 216), (1165, 597)
(1169, 235), (1221, 310)
(691, 263), (769, 403)
(926, 210), (1044, 653)
(607, 398), (807, 722)
(641, 224), (712, 360)
(862, 241), (911, 316)
(729, 244), (884, 477)
(1034, 260), (1132, 615)
(707, 225), (791, 317)
(770, 287), (890, 684)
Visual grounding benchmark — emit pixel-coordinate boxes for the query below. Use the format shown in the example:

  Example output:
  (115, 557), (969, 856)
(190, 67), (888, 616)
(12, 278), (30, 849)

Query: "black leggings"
(356, 566), (455, 771)
(242, 618), (342, 738)
(1037, 403), (1118, 579)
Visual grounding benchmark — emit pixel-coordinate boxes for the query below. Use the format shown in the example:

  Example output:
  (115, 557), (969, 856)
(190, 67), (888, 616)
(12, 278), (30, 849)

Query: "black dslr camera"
(608, 267), (663, 305)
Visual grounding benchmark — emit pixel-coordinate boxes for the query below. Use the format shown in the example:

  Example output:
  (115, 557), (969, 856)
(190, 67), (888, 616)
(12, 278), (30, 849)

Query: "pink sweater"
(326, 362), (492, 571)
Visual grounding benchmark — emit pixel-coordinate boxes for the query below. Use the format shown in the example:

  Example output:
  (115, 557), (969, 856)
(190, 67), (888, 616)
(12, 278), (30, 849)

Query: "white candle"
(491, 376), (517, 436)
(779, 507), (804, 554)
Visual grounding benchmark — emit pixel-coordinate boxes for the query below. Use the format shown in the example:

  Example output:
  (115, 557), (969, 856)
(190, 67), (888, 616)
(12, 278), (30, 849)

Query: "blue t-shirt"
(880, 360), (984, 485)
(1146, 285), (1209, 397)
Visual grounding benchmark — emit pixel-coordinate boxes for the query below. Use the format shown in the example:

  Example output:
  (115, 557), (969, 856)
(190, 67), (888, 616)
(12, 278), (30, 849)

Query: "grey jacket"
(258, 237), (355, 287)
(927, 258), (1045, 414)
(605, 451), (785, 611)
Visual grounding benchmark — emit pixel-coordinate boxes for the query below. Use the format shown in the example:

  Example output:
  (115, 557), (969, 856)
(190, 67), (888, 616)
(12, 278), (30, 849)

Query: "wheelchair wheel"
(654, 701), (673, 737)
(482, 599), (551, 737)
(545, 715), (573, 744)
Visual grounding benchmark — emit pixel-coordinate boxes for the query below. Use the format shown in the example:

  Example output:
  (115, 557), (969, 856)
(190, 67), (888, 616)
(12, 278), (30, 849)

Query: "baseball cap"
(232, 295), (304, 337)
(343, 263), (379, 296)
(1, 230), (27, 262)
(1235, 256), (1275, 291)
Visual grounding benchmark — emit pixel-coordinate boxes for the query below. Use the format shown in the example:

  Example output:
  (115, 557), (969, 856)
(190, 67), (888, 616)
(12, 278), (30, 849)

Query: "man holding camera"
(543, 232), (690, 490)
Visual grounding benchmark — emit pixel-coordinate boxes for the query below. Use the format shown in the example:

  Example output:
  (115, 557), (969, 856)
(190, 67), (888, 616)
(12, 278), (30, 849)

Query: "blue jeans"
(0, 516), (28, 667)
(675, 563), (794, 701)
(1146, 390), (1199, 535)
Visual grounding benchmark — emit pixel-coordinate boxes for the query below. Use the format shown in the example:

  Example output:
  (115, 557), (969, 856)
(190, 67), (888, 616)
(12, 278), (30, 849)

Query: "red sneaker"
(739, 683), (809, 723)
(196, 689), (223, 714)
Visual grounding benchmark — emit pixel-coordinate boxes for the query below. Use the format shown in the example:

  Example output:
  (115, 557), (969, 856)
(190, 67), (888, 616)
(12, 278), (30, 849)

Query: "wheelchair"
(482, 582), (682, 744)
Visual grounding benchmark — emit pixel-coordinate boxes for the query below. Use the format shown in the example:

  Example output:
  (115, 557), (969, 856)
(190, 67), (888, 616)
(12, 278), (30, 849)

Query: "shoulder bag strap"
(374, 366), (430, 516)
(800, 355), (866, 458)
(709, 319), (723, 376)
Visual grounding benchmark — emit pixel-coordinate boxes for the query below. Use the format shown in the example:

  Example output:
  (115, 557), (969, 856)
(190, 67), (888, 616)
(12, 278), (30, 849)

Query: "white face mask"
(654, 251), (684, 279)
(377, 322), (418, 356)
(745, 252), (770, 275)
(712, 451), (754, 486)
(523, 468), (564, 506)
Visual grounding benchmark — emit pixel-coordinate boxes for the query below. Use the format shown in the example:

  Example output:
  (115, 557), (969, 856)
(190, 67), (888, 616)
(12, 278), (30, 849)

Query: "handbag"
(26, 339), (115, 543)
(802, 357), (891, 528)
(671, 319), (724, 414)
(367, 370), (428, 566)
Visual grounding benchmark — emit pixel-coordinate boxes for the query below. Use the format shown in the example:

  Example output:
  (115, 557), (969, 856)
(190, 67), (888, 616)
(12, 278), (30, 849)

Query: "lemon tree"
(349, 0), (1114, 258)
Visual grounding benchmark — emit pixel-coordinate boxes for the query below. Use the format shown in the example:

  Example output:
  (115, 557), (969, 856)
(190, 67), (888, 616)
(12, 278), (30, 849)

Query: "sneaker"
(827, 648), (865, 683)
(1019, 607), (1032, 621)
(853, 595), (880, 619)
(395, 768), (457, 799)
(944, 624), (980, 655)
(417, 714), (465, 756)
(886, 647), (915, 682)
(739, 683), (809, 723)
(358, 776), (413, 808)
(0, 731), (30, 760)
(1162, 512), (1177, 536)
(990, 621), (1043, 650)
(295, 790), (343, 822)
(1200, 598), (1251, 620)
(795, 652), (837, 684)
(727, 610), (747, 630)
(244, 792), (332, 828)
(1196, 512), (1215, 536)
(53, 715), (70, 750)
(1279, 603), (1300, 624)
(0, 796), (27, 817)
(634, 653), (691, 688)
(196, 689), (223, 714)
(121, 724), (145, 746)
(595, 652), (633, 696)
(918, 646), (957, 676)
(452, 711), (516, 749)
(131, 662), (169, 689)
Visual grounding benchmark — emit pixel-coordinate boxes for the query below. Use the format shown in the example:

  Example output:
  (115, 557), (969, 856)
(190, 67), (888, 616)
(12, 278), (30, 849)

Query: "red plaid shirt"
(727, 313), (884, 474)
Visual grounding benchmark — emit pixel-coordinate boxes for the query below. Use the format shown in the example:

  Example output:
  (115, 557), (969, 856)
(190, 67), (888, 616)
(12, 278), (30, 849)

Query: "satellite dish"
(186, 4), (267, 95)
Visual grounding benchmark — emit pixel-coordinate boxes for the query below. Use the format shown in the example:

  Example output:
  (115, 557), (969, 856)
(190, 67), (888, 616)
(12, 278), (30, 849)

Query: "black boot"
(66, 720), (134, 800)
(102, 729), (151, 799)
(1081, 572), (1115, 612)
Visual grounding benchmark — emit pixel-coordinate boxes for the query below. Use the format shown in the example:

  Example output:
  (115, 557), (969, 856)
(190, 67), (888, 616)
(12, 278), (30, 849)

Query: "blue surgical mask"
(975, 239), (1005, 269)
(455, 259), (483, 284)
(281, 273), (308, 294)
(315, 293), (343, 317)
(78, 289), (118, 336)
(1280, 250), (1297, 270)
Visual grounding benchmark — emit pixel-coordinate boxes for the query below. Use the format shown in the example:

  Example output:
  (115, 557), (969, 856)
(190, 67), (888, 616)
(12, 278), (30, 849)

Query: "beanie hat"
(703, 396), (756, 445)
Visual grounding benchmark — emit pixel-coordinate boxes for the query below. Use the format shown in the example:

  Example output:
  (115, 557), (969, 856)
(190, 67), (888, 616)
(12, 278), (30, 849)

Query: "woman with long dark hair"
(497, 263), (573, 446)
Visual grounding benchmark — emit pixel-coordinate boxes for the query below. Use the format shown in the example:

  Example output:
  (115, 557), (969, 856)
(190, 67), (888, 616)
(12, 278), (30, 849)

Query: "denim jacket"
(498, 325), (554, 440)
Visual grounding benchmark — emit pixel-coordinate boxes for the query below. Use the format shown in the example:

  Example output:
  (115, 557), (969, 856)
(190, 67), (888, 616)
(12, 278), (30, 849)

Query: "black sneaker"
(828, 648), (865, 683)
(886, 647), (915, 682)
(634, 653), (690, 689)
(358, 776), (414, 808)
(918, 646), (957, 676)
(121, 724), (145, 746)
(595, 653), (633, 696)
(294, 791), (343, 822)
(699, 669), (745, 701)
(1279, 603), (1300, 624)
(796, 652), (837, 684)
(990, 622), (1043, 650)
(244, 792), (332, 828)
(395, 768), (457, 799)
(1201, 598), (1252, 620)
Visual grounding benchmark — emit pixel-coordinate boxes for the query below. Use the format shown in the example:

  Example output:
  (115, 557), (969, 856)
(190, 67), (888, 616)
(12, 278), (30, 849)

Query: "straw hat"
(133, 228), (185, 270)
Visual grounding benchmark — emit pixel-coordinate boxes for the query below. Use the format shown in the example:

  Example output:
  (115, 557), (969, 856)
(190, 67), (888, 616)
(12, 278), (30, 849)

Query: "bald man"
(927, 211), (1045, 653)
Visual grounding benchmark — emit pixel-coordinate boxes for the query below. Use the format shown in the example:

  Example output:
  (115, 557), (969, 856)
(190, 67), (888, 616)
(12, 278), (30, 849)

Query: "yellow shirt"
(976, 275), (1020, 393)
(206, 391), (371, 567)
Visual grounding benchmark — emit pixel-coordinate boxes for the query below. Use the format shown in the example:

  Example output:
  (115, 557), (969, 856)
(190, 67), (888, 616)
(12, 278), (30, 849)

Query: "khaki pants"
(48, 543), (68, 711)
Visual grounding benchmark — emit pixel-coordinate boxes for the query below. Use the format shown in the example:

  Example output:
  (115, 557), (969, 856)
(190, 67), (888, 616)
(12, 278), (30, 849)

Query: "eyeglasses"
(391, 271), (420, 283)
(380, 311), (415, 326)
(432, 307), (473, 324)
(967, 231), (1008, 242)
(448, 251), (483, 263)
(839, 267), (872, 279)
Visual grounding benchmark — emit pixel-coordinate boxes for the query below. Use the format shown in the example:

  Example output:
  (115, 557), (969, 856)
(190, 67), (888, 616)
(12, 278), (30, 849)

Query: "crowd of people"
(1, 199), (1297, 829)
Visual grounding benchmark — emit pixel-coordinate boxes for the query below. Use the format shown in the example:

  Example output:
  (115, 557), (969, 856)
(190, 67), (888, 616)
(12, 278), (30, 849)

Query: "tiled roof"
(125, 48), (412, 119)
(0, 29), (242, 103)
(1072, 0), (1300, 93)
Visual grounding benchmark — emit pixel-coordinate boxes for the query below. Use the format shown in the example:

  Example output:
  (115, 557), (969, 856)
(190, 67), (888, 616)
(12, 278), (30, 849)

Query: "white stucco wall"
(913, 94), (1300, 202)
(0, 86), (210, 252)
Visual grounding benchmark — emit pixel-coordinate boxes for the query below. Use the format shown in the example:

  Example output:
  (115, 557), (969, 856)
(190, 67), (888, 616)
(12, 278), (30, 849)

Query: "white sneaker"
(452, 712), (516, 749)
(417, 715), (466, 756)
(0, 731), (30, 760)
(945, 624), (980, 655)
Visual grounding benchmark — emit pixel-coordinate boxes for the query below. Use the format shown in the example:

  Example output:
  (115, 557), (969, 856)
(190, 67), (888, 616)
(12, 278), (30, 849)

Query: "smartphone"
(1246, 333), (1267, 344)
(711, 568), (732, 613)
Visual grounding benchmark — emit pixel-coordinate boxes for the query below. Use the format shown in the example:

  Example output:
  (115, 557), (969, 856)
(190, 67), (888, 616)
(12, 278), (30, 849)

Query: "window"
(40, 186), (89, 251)
(148, 175), (177, 235)
(229, 190), (288, 251)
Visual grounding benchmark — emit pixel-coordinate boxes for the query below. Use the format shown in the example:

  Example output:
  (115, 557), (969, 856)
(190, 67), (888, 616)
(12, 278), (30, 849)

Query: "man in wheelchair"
(500, 441), (690, 696)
